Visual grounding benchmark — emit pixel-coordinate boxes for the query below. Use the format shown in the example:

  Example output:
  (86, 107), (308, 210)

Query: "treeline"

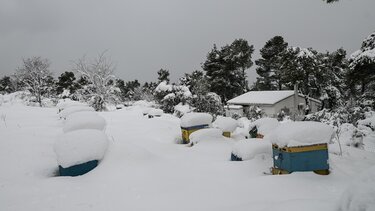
(0, 32), (374, 113)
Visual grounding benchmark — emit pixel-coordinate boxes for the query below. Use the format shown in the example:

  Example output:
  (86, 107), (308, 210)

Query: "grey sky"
(0, 0), (374, 84)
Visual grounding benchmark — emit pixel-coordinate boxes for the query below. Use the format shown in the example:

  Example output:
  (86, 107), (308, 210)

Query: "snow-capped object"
(173, 103), (192, 117)
(213, 116), (238, 132)
(338, 165), (375, 211)
(63, 112), (106, 133)
(54, 129), (109, 168)
(228, 90), (298, 105)
(189, 128), (224, 144)
(148, 108), (163, 117)
(180, 112), (213, 128)
(57, 99), (87, 112)
(59, 106), (95, 119)
(155, 81), (173, 92)
(232, 139), (272, 160)
(358, 116), (375, 131)
(266, 121), (334, 147)
(250, 118), (279, 135)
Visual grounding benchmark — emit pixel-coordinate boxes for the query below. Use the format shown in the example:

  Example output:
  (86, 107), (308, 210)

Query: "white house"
(226, 90), (321, 118)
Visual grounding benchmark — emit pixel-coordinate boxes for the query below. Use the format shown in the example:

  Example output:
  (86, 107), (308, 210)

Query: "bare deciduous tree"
(15, 57), (52, 106)
(73, 52), (119, 111)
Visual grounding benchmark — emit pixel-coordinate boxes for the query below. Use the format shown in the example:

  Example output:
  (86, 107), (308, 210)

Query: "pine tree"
(202, 39), (254, 102)
(0, 76), (15, 94)
(255, 36), (288, 90)
(56, 71), (77, 95)
(157, 69), (170, 83)
(348, 32), (375, 106)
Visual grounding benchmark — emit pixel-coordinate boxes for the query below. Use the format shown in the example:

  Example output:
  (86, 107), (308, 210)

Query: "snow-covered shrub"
(336, 123), (364, 149)
(54, 129), (109, 168)
(72, 53), (121, 111)
(173, 103), (193, 118)
(244, 105), (264, 120)
(190, 92), (224, 117)
(154, 81), (192, 114)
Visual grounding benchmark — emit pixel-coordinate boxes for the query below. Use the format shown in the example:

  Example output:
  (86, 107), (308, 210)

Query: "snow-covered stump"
(180, 112), (213, 144)
(54, 130), (109, 177)
(249, 118), (279, 139)
(267, 122), (334, 175)
(230, 139), (271, 161)
(213, 116), (238, 138)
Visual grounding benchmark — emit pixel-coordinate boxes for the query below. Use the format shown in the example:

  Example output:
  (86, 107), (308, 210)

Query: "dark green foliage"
(56, 71), (77, 95)
(255, 36), (288, 90)
(0, 76), (15, 94)
(157, 69), (170, 83)
(347, 32), (375, 107)
(202, 39), (254, 102)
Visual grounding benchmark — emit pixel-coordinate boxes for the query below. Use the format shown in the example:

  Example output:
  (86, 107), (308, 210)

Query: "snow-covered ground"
(1, 103), (375, 211)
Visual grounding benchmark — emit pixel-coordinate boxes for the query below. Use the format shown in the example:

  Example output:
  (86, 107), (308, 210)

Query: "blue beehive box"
(272, 143), (329, 175)
(59, 160), (98, 177)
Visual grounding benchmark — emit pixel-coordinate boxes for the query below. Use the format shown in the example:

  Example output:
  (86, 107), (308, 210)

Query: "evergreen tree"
(157, 69), (170, 83)
(56, 71), (77, 95)
(202, 39), (254, 102)
(255, 36), (288, 90)
(0, 76), (15, 94)
(348, 32), (375, 106)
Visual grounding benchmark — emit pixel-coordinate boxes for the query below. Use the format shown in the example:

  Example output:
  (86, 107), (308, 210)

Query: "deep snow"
(1, 103), (375, 211)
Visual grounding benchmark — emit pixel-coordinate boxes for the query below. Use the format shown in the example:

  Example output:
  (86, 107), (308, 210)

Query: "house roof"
(227, 90), (321, 105)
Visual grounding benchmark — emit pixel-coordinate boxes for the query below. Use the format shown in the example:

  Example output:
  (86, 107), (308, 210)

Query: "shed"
(226, 90), (321, 118)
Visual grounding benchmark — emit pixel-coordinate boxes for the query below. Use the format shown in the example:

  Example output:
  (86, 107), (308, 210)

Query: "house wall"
(227, 95), (321, 118)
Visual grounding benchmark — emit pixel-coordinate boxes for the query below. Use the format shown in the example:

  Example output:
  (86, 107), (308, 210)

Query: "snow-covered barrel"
(63, 112), (106, 133)
(54, 129), (109, 176)
(180, 112), (213, 144)
(231, 139), (272, 161)
(213, 116), (238, 138)
(266, 121), (334, 175)
(249, 118), (279, 138)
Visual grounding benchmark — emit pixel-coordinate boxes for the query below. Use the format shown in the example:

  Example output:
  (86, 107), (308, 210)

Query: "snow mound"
(232, 139), (272, 160)
(266, 121), (334, 147)
(213, 116), (238, 132)
(250, 118), (279, 135)
(337, 166), (375, 211)
(57, 99), (87, 111)
(54, 129), (109, 168)
(180, 112), (213, 128)
(173, 103), (192, 117)
(358, 116), (375, 131)
(189, 128), (224, 144)
(59, 106), (95, 119)
(63, 112), (106, 133)
(148, 108), (163, 116)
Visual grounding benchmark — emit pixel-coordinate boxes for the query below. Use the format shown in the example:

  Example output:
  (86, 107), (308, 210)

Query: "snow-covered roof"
(227, 90), (320, 105)
(228, 90), (295, 105)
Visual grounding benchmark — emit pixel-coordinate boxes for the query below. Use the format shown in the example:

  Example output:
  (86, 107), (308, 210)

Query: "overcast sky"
(0, 0), (374, 84)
